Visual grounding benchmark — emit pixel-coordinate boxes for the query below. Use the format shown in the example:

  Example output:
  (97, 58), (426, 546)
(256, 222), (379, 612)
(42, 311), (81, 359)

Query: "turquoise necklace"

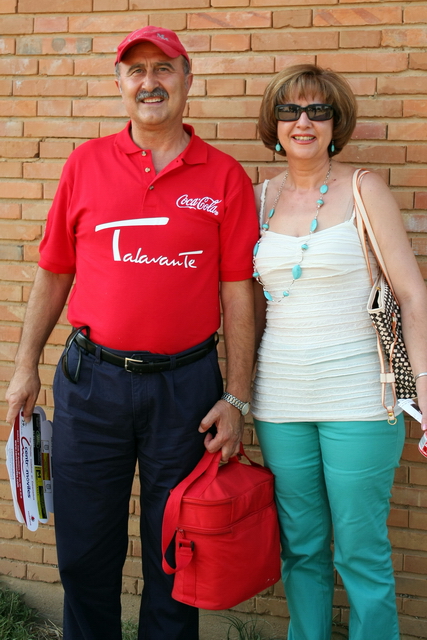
(253, 160), (332, 301)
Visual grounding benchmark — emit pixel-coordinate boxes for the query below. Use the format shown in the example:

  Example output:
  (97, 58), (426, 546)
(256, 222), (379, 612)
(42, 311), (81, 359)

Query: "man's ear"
(115, 79), (122, 94)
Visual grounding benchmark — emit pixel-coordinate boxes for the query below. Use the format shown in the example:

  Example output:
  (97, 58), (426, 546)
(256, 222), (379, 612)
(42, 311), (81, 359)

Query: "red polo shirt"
(39, 124), (258, 353)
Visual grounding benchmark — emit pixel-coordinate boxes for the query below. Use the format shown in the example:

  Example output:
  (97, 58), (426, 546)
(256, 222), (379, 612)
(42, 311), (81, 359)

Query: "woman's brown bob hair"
(259, 64), (357, 157)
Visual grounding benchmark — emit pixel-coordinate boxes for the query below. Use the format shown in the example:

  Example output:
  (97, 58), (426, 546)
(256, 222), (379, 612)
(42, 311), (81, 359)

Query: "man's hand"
(199, 399), (244, 462)
(6, 367), (41, 425)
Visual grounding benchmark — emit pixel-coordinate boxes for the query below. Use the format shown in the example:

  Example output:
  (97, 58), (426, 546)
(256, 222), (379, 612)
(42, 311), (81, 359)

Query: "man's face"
(115, 42), (193, 131)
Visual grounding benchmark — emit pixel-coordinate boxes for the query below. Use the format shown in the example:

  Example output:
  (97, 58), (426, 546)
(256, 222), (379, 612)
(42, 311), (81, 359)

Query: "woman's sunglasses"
(275, 103), (334, 122)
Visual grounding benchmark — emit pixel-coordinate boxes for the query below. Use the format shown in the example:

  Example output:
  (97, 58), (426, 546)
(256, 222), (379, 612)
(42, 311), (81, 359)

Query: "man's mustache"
(136, 88), (169, 102)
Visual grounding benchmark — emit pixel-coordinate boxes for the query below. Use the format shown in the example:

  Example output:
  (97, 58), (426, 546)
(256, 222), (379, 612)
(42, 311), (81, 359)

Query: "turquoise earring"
(330, 140), (335, 153)
(275, 141), (282, 152)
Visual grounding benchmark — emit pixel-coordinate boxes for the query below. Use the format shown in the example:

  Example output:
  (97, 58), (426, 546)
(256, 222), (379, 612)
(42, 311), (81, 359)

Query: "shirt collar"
(115, 122), (207, 165)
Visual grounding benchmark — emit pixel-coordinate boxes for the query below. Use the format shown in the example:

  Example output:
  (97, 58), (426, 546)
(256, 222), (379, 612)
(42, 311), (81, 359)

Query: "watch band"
(221, 392), (250, 416)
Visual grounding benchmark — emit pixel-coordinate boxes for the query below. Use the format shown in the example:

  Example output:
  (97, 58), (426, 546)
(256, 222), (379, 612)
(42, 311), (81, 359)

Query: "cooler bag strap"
(162, 449), (222, 574)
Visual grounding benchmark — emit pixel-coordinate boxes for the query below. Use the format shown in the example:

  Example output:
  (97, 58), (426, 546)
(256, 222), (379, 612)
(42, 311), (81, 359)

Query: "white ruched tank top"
(251, 179), (398, 423)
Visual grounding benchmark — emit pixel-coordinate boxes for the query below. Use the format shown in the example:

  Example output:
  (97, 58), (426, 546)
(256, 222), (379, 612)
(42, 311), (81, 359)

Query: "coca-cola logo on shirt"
(176, 194), (222, 215)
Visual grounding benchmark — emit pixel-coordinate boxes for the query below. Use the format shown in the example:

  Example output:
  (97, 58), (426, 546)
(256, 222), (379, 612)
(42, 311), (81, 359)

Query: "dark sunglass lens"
(276, 105), (300, 121)
(308, 105), (333, 121)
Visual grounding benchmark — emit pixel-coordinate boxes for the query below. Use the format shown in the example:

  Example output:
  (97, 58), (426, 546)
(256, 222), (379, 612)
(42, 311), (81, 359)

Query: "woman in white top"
(252, 64), (427, 640)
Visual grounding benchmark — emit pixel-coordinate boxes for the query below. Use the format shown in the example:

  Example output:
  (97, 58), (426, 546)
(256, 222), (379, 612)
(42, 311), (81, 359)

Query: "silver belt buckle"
(124, 357), (143, 372)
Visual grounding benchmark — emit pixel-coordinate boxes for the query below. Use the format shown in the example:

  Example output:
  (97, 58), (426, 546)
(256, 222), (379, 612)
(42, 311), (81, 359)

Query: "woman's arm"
(360, 172), (427, 431)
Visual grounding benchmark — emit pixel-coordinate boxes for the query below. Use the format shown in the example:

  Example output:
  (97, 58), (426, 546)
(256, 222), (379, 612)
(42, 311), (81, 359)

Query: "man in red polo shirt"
(6, 27), (258, 640)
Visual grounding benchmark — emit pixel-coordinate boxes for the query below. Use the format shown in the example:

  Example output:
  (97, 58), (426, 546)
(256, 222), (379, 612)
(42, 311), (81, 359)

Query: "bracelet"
(415, 372), (427, 381)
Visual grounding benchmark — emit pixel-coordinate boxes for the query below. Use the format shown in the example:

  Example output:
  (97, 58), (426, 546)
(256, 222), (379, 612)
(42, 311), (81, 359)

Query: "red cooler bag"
(161, 445), (281, 610)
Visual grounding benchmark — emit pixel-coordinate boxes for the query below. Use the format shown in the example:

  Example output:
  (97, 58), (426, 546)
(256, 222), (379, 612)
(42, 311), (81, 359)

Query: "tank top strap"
(259, 179), (270, 231)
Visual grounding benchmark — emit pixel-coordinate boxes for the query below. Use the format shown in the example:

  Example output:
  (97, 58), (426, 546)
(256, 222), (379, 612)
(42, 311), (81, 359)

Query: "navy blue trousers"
(52, 338), (223, 640)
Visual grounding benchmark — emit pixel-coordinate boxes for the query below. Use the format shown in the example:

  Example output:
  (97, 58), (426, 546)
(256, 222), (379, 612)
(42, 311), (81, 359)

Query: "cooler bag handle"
(162, 444), (262, 575)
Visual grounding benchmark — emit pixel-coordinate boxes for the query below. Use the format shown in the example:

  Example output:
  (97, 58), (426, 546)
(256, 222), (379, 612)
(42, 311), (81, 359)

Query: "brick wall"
(0, 1), (426, 637)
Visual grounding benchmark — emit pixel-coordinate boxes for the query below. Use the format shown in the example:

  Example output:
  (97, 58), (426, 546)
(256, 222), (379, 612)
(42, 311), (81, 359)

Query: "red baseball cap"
(115, 26), (190, 65)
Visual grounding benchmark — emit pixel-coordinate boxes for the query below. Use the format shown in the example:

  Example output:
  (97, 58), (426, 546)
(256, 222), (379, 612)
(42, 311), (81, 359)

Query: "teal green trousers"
(254, 416), (405, 640)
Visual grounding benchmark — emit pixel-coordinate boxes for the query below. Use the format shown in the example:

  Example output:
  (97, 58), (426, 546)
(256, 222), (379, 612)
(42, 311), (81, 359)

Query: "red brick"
(389, 123), (427, 142)
(74, 57), (114, 76)
(337, 144), (405, 165)
(403, 100), (427, 118)
(392, 190), (414, 210)
(94, 35), (130, 54)
(0, 58), (38, 75)
(356, 98), (402, 118)
(211, 0), (249, 6)
(0, 79), (13, 96)
(246, 76), (271, 96)
(0, 284), (22, 304)
(352, 122), (387, 140)
(407, 146), (427, 164)
(94, 0), (128, 8)
(387, 508), (409, 528)
(188, 11), (270, 29)
(314, 7), (401, 26)
(38, 99), (72, 117)
(130, 0), (209, 8)
(404, 5), (427, 24)
(0, 558), (26, 579)
(213, 142), (272, 162)
(409, 512), (427, 531)
(87, 79), (118, 97)
(392, 167), (427, 187)
(39, 58), (74, 76)
(148, 13), (187, 31)
(43, 182), (60, 199)
(211, 34), (251, 52)
(253, 31), (338, 52)
(23, 162), (64, 181)
(378, 75), (427, 95)
(192, 56), (274, 75)
(189, 98), (261, 118)
(0, 203), (21, 219)
(169, 35), (205, 56)
(40, 141), (73, 159)
(70, 14), (147, 33)
(19, 0), (92, 11)
(22, 202), (50, 221)
(73, 99), (126, 118)
(410, 53), (427, 71)
(273, 9), (311, 28)
(99, 120), (127, 137)
(0, 38), (15, 55)
(188, 78), (206, 97)
(415, 193), (427, 209)
(218, 122), (257, 140)
(0, 121), (23, 137)
(207, 78), (245, 96)
(402, 598), (427, 618)
(0, 245), (23, 260)
(0, 0), (17, 12)
(252, 0), (335, 5)
(0, 16), (33, 34)
(395, 575), (427, 597)
(14, 78), (87, 97)
(317, 52), (408, 73)
(34, 16), (68, 33)
(275, 54), (316, 73)
(403, 214), (427, 233)
(0, 181), (42, 200)
(24, 120), (99, 139)
(190, 121), (216, 140)
(340, 29), (381, 49)
(0, 100), (37, 117)
(0, 162), (22, 178)
(23, 244), (41, 263)
(0, 140), (38, 158)
(382, 29), (427, 48)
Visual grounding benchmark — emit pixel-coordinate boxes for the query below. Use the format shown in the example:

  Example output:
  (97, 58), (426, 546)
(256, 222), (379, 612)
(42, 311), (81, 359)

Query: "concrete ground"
(0, 575), (289, 639)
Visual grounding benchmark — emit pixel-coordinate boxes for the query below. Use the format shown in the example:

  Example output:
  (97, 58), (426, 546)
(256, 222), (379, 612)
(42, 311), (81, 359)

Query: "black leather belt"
(74, 331), (218, 374)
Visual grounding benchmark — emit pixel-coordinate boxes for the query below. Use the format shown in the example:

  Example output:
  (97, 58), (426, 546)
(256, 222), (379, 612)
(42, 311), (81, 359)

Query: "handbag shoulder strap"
(353, 168), (396, 298)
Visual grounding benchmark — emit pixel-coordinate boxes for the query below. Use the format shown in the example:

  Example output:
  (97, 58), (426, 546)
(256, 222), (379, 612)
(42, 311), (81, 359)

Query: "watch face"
(241, 402), (250, 416)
